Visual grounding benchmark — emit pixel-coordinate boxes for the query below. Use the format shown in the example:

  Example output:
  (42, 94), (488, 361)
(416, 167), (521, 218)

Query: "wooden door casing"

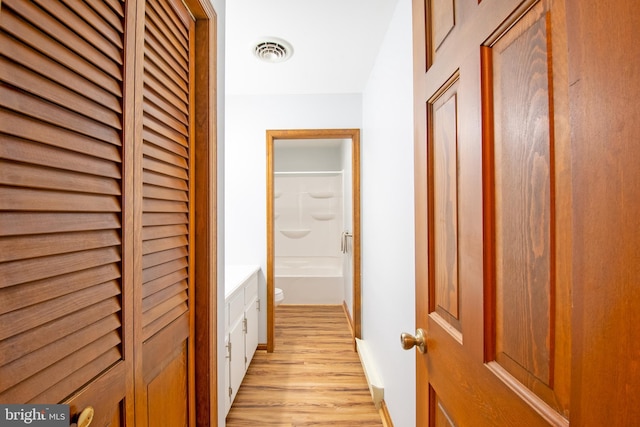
(565, 1), (640, 424)
(413, 0), (570, 425)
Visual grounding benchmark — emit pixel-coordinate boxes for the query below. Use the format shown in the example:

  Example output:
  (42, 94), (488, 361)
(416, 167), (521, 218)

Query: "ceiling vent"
(253, 38), (293, 63)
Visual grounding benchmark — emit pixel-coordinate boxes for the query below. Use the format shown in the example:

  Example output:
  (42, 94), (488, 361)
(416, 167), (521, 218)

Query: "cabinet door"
(224, 335), (230, 415)
(228, 313), (245, 405)
(244, 297), (259, 369)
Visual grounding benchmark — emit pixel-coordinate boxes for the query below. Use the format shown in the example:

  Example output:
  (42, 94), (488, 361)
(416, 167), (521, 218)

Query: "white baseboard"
(355, 338), (384, 409)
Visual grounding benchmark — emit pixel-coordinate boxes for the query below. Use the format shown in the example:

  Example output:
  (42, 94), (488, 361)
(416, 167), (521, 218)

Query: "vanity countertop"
(225, 265), (260, 299)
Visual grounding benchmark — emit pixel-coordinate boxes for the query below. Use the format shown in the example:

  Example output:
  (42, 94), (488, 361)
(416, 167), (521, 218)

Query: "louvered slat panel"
(142, 281), (188, 312)
(143, 143), (188, 168)
(32, 0), (122, 64)
(143, 269), (189, 298)
(101, 0), (125, 20)
(0, 247), (121, 289)
(0, 58), (121, 128)
(143, 301), (188, 341)
(0, 128), (121, 170)
(0, 281), (121, 341)
(142, 224), (188, 241)
(142, 246), (188, 270)
(0, 32), (121, 113)
(142, 236), (188, 256)
(0, 298), (121, 367)
(0, 187), (120, 212)
(144, 76), (188, 117)
(1, 264), (121, 315)
(0, 0), (127, 406)
(0, 314), (121, 390)
(142, 127), (188, 158)
(142, 212), (188, 226)
(143, 156), (188, 179)
(59, 0), (123, 49)
(141, 0), (191, 345)
(0, 6), (121, 96)
(145, 5), (188, 66)
(0, 212), (120, 236)
(0, 230), (121, 262)
(0, 161), (121, 195)
(150, 0), (188, 48)
(143, 185), (188, 202)
(144, 30), (188, 88)
(145, 40), (188, 86)
(143, 61), (188, 105)
(0, 332), (122, 402)
(0, 86), (121, 145)
(143, 100), (188, 136)
(6, 0), (122, 79)
(143, 87), (188, 127)
(32, 347), (122, 404)
(143, 170), (188, 192)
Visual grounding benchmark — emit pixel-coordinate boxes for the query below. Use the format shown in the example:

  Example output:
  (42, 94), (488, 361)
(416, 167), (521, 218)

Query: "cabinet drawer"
(244, 273), (258, 304)
(228, 290), (244, 326)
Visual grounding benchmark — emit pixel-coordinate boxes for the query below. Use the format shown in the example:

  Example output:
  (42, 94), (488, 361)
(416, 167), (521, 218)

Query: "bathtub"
(275, 256), (344, 304)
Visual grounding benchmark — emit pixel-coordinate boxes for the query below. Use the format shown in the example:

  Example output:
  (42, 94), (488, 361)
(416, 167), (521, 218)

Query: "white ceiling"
(225, 0), (401, 95)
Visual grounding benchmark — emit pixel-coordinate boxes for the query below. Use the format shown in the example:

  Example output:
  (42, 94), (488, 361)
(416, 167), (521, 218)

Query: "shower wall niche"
(274, 171), (343, 276)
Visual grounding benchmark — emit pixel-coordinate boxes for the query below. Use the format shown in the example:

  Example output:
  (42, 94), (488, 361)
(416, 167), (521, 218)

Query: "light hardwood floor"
(226, 305), (384, 426)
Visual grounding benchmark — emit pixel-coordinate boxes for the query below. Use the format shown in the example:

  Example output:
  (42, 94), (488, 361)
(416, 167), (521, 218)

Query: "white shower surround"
(274, 171), (344, 304)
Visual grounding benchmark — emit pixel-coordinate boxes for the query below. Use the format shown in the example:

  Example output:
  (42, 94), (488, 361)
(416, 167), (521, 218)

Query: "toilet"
(275, 287), (285, 306)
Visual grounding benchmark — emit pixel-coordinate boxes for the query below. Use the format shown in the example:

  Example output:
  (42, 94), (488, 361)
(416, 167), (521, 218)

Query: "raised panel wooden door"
(0, 0), (135, 424)
(135, 0), (196, 425)
(412, 0), (571, 425)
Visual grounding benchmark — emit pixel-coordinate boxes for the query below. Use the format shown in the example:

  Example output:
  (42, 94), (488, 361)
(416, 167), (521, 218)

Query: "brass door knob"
(77, 406), (94, 427)
(400, 328), (427, 353)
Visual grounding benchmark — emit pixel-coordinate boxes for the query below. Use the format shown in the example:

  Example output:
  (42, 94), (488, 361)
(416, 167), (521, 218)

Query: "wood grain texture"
(226, 305), (382, 426)
(491, 2), (553, 388)
(414, 0), (571, 424)
(431, 84), (460, 322)
(0, 0), (129, 408)
(566, 0), (640, 424)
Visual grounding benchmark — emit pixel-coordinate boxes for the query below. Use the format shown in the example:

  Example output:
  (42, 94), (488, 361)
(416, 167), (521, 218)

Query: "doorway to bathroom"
(266, 129), (361, 352)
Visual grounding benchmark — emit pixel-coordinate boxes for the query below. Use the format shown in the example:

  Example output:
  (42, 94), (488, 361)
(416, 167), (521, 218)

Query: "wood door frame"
(182, 0), (218, 425)
(412, 0), (429, 422)
(266, 129), (361, 352)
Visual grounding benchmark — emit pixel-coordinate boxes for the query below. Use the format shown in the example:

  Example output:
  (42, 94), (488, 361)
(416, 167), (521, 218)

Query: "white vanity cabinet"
(225, 265), (260, 415)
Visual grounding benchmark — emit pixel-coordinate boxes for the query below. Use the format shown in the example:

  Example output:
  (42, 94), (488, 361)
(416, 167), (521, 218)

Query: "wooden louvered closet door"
(135, 0), (195, 425)
(0, 0), (201, 425)
(0, 0), (135, 425)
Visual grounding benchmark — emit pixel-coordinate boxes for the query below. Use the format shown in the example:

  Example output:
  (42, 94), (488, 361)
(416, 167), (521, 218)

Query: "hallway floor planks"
(226, 305), (384, 426)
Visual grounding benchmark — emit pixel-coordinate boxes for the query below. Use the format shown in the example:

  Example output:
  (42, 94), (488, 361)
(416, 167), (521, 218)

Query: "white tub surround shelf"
(274, 170), (342, 176)
(311, 212), (336, 221)
(307, 191), (334, 199)
(224, 265), (260, 415)
(279, 229), (311, 239)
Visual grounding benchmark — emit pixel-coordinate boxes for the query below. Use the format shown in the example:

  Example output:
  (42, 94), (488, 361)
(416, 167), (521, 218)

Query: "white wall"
(208, 0), (226, 425)
(360, 0), (416, 425)
(225, 94), (362, 342)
